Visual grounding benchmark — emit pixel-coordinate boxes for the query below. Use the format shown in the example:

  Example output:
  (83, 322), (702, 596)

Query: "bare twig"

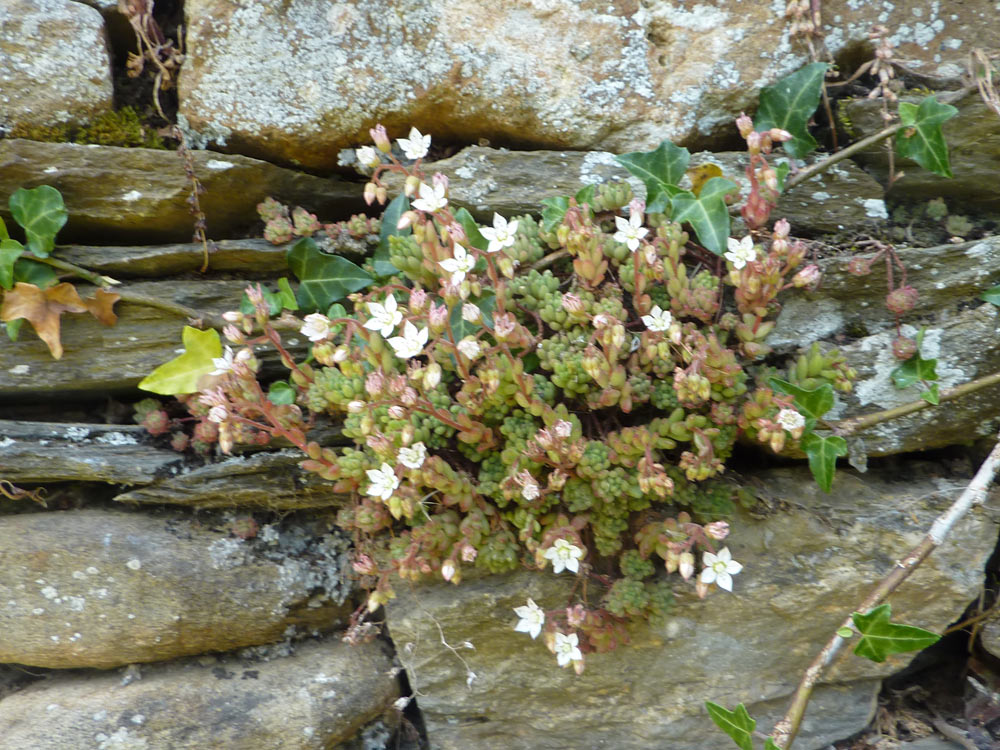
(770, 430), (1000, 748)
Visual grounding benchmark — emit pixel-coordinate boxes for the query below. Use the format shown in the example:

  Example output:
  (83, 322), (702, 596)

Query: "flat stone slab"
(0, 509), (352, 668)
(0, 637), (400, 749)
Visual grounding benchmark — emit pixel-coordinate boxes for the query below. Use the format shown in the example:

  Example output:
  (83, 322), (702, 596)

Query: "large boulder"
(0, 0), (113, 132)
(177, 0), (998, 170)
(0, 509), (353, 668)
(0, 637), (400, 749)
(385, 461), (997, 750)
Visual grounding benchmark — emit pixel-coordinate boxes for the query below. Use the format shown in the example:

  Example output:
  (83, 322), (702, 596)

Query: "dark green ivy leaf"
(670, 177), (739, 255)
(896, 96), (958, 178)
(8, 185), (68, 258)
(615, 140), (690, 213)
(800, 432), (847, 493)
(0, 238), (25, 290)
(768, 377), (834, 428)
(540, 196), (570, 234)
(287, 237), (373, 312)
(754, 62), (829, 159)
(851, 603), (940, 663)
(453, 207), (488, 252)
(981, 284), (1000, 306)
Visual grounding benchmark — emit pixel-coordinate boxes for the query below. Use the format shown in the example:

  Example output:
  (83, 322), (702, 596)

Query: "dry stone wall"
(1, 1), (999, 749)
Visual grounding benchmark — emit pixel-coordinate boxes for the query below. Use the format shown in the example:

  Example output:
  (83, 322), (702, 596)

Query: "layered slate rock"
(384, 145), (885, 236)
(0, 0), (113, 131)
(386, 461), (997, 750)
(0, 140), (363, 244)
(839, 94), (1000, 215)
(0, 509), (352, 668)
(0, 638), (400, 749)
(773, 236), (1000, 456)
(177, 0), (997, 170)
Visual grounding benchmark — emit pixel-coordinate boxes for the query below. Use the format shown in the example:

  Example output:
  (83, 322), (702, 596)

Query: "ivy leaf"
(765, 740), (782, 750)
(0, 238), (25, 290)
(981, 284), (1000, 306)
(615, 140), (690, 213)
(0, 281), (88, 359)
(267, 380), (296, 405)
(138, 326), (222, 395)
(82, 288), (120, 326)
(704, 701), (755, 750)
(896, 96), (958, 178)
(890, 352), (938, 390)
(287, 237), (373, 312)
(670, 177), (739, 255)
(852, 603), (940, 663)
(240, 278), (299, 317)
(575, 183), (597, 209)
(800, 432), (847, 493)
(768, 377), (834, 429)
(4, 319), (23, 341)
(453, 207), (488, 253)
(921, 383), (940, 405)
(540, 196), (570, 234)
(8, 185), (68, 258)
(754, 62), (829, 159)
(374, 194), (408, 277)
(12, 257), (58, 289)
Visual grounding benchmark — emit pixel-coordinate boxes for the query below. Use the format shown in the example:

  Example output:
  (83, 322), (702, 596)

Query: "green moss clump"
(8, 122), (73, 142)
(7, 107), (169, 149)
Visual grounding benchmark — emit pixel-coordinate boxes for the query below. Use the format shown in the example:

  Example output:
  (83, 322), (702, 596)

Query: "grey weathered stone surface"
(772, 236), (1000, 456)
(0, 637), (400, 749)
(177, 0), (997, 170)
(115, 449), (349, 509)
(0, 0), (113, 131)
(839, 93), (1000, 214)
(0, 509), (353, 668)
(0, 139), (363, 244)
(385, 462), (996, 750)
(382, 145), (884, 236)
(0, 421), (180, 484)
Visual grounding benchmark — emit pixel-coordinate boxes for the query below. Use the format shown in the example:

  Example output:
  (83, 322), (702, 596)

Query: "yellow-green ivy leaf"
(138, 326), (222, 395)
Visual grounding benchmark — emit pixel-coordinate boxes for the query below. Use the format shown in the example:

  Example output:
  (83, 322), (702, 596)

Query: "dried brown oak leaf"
(1, 282), (120, 359)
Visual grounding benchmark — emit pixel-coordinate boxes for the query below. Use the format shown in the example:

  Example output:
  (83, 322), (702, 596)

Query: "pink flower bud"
(885, 285), (919, 315)
(553, 420), (572, 438)
(347, 400), (366, 413)
(441, 559), (456, 582)
(736, 113), (754, 138)
(404, 174), (420, 198)
(493, 311), (516, 340)
(223, 325), (245, 344)
(704, 521), (730, 540)
(370, 124), (391, 153)
(222, 310), (244, 324)
(769, 128), (793, 142)
(424, 362), (442, 389)
(679, 552), (695, 580)
(432, 172), (449, 192)
(892, 336), (918, 361)
(409, 287), (428, 312)
(365, 370), (385, 397)
(746, 131), (762, 153)
(353, 553), (378, 575)
(561, 293), (584, 315)
(428, 303), (449, 333)
(792, 264), (821, 288)
(460, 543), (478, 562)
(461, 303), (481, 323)
(396, 210), (415, 230)
(363, 182), (377, 205)
(773, 218), (790, 239)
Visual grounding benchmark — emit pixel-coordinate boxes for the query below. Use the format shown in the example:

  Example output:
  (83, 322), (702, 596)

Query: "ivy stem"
(831, 368), (1000, 437)
(784, 124), (899, 192)
(770, 428), (1000, 748)
(32, 254), (120, 287)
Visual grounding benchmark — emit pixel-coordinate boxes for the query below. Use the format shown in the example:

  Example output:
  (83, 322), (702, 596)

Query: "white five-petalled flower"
(776, 408), (806, 432)
(641, 305), (673, 332)
(355, 145), (381, 169)
(613, 212), (649, 252)
(700, 547), (743, 592)
(725, 236), (757, 270)
(397, 442), (427, 470)
(412, 182), (448, 213)
(397, 127), (431, 160)
(387, 321), (429, 360)
(211, 346), (237, 375)
(553, 631), (583, 667)
(479, 213), (519, 253)
(300, 313), (333, 342)
(439, 244), (476, 284)
(543, 538), (584, 575)
(513, 598), (545, 640)
(365, 463), (400, 501)
(362, 295), (403, 338)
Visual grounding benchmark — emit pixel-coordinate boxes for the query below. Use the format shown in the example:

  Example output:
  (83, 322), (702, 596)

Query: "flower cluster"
(165, 124), (857, 672)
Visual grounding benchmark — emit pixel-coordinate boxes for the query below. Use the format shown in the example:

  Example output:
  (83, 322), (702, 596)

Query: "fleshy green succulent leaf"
(267, 380), (296, 405)
(896, 96), (958, 178)
(704, 701), (755, 750)
(540, 196), (570, 234)
(0, 238), (25, 290)
(138, 326), (222, 395)
(287, 237), (373, 312)
(454, 207), (488, 253)
(769, 377), (834, 428)
(981, 284), (1000, 306)
(8, 185), (68, 258)
(615, 140), (690, 213)
(800, 432), (847, 492)
(670, 177), (738, 255)
(754, 62), (829, 159)
(12, 257), (58, 289)
(374, 194), (408, 277)
(851, 603), (940, 663)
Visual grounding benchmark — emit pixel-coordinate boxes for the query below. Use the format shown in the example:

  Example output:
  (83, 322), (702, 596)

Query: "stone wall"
(1, 2), (999, 749)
